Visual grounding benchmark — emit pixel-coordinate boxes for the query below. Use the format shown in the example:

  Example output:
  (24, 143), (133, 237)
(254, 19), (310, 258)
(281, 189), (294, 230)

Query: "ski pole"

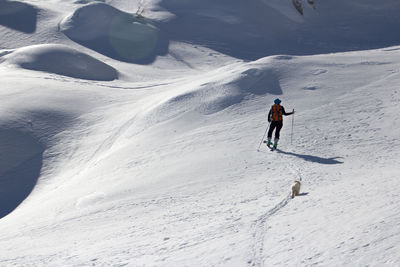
(291, 109), (295, 145)
(257, 121), (271, 152)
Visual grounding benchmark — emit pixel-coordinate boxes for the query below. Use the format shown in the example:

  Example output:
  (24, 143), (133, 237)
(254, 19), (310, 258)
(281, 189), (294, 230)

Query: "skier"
(266, 98), (295, 150)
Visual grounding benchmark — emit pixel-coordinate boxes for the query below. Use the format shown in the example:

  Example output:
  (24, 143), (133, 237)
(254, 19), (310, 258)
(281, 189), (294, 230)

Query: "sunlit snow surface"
(0, 0), (399, 265)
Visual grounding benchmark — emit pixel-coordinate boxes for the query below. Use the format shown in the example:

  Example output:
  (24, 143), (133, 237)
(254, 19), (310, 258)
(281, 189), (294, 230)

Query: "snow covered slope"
(156, 0), (400, 60)
(59, 3), (168, 64)
(2, 44), (118, 80)
(0, 0), (399, 265)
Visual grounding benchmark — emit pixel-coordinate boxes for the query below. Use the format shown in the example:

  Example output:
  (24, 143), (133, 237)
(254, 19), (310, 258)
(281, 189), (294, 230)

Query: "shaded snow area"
(60, 3), (168, 64)
(0, 0), (38, 33)
(2, 44), (118, 80)
(0, 0), (400, 266)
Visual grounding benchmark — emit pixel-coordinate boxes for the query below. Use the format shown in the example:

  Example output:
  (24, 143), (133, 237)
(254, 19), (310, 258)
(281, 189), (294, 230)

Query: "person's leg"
(274, 122), (283, 147)
(267, 122), (277, 140)
(274, 122), (283, 139)
(267, 122), (278, 146)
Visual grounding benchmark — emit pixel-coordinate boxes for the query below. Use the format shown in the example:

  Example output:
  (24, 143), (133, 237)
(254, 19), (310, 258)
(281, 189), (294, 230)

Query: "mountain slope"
(0, 0), (399, 265)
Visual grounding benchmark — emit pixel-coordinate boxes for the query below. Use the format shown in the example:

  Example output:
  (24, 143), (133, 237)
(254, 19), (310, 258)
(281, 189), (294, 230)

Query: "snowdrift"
(60, 3), (168, 64)
(0, 0), (37, 33)
(1, 44), (118, 80)
(146, 58), (282, 121)
(0, 98), (85, 219)
(0, 128), (43, 219)
(1, 0), (400, 265)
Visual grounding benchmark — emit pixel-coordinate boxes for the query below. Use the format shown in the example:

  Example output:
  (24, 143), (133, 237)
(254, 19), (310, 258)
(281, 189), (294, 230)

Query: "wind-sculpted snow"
(2, 44), (118, 80)
(0, 128), (43, 219)
(147, 62), (282, 121)
(0, 106), (79, 219)
(60, 3), (168, 64)
(157, 0), (400, 60)
(0, 0), (37, 33)
(238, 67), (282, 95)
(1, 0), (400, 265)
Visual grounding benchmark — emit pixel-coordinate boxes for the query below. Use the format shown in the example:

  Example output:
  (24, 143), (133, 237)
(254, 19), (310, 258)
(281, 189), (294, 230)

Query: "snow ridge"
(0, 0), (400, 265)
(3, 44), (118, 80)
(60, 2), (168, 64)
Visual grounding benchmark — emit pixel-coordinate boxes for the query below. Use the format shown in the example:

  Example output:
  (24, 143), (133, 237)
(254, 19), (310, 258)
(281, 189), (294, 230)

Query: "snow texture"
(0, 0), (38, 33)
(60, 2), (168, 64)
(3, 44), (118, 80)
(0, 0), (400, 266)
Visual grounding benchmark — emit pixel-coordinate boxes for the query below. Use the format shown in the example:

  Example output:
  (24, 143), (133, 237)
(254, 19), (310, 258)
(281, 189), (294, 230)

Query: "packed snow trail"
(250, 193), (291, 266)
(250, 139), (309, 266)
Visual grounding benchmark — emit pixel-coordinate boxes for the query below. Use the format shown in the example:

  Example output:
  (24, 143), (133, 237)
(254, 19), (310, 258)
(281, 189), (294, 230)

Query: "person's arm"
(268, 108), (272, 122)
(282, 106), (294, 116)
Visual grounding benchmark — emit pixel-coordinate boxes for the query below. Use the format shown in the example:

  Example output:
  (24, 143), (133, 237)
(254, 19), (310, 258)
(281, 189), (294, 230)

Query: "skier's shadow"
(277, 149), (343, 165)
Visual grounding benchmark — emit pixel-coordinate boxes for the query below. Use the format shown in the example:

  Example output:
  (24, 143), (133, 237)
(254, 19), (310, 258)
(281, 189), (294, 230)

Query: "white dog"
(291, 180), (301, 199)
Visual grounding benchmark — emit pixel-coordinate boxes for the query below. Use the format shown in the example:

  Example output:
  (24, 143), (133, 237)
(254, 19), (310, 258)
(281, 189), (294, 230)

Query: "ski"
(264, 140), (273, 149)
(263, 140), (278, 151)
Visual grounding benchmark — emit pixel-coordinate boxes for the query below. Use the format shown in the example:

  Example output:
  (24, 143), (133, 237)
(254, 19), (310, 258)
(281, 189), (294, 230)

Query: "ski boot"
(272, 138), (279, 150)
(265, 138), (272, 148)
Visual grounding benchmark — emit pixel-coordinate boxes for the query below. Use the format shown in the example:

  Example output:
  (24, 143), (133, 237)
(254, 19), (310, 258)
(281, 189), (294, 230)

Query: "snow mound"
(0, 128), (43, 219)
(0, 0), (38, 33)
(60, 3), (168, 64)
(146, 59), (281, 124)
(2, 44), (118, 80)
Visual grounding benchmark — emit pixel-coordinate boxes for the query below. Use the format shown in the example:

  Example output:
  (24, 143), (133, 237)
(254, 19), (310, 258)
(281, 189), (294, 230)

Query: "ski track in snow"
(1, 0), (400, 265)
(249, 146), (305, 266)
(250, 193), (291, 266)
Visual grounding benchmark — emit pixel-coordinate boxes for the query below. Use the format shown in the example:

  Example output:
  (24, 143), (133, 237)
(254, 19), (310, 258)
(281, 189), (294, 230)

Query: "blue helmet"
(274, 98), (281, 104)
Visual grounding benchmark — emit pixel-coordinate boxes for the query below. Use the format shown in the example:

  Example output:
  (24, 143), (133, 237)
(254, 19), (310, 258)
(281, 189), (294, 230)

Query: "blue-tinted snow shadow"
(277, 149), (343, 165)
(0, 129), (43, 219)
(60, 3), (169, 65)
(0, 110), (76, 219)
(68, 30), (169, 65)
(156, 0), (400, 61)
(237, 68), (283, 95)
(156, 0), (292, 60)
(0, 0), (38, 33)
